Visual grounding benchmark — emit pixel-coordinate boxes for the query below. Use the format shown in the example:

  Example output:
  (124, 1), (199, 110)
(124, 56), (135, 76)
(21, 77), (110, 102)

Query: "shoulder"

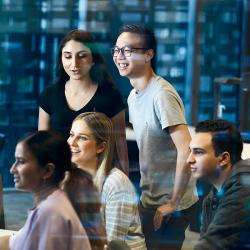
(94, 84), (125, 117)
(231, 159), (250, 177)
(213, 175), (250, 220)
(102, 168), (138, 203)
(38, 83), (65, 111)
(127, 89), (136, 102)
(39, 83), (63, 102)
(42, 83), (62, 94)
(106, 168), (129, 183)
(98, 83), (122, 98)
(152, 78), (184, 111)
(224, 172), (250, 199)
(225, 160), (250, 192)
(103, 168), (136, 193)
(154, 77), (182, 100)
(37, 190), (73, 219)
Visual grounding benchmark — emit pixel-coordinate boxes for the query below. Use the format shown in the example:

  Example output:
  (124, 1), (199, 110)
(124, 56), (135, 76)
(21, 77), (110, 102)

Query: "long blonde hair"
(72, 112), (115, 191)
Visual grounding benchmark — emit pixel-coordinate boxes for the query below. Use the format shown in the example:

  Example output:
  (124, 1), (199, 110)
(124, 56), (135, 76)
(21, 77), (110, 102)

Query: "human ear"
(145, 49), (154, 63)
(97, 141), (106, 154)
(43, 163), (55, 180)
(218, 152), (230, 167)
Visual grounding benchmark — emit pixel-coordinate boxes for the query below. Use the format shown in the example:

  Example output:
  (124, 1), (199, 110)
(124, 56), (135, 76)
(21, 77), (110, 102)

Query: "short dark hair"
(56, 29), (114, 86)
(19, 130), (72, 184)
(119, 24), (157, 69)
(195, 119), (243, 164)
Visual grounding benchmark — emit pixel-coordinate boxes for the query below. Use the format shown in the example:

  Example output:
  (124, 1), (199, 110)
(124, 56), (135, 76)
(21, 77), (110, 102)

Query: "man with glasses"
(112, 24), (198, 250)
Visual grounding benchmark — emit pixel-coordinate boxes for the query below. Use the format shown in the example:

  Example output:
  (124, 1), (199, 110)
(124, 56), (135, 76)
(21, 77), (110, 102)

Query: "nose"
(71, 56), (80, 67)
(116, 49), (126, 60)
(67, 135), (77, 146)
(187, 152), (195, 164)
(10, 162), (17, 174)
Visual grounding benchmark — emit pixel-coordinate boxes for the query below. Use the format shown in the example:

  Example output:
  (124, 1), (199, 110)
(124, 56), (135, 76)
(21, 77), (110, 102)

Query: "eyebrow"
(78, 133), (90, 136)
(192, 147), (205, 152)
(115, 44), (140, 48)
(62, 50), (89, 54)
(15, 156), (24, 160)
(71, 131), (92, 137)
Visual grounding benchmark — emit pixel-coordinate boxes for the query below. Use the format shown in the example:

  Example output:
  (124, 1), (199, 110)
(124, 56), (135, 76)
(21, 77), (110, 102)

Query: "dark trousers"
(139, 202), (197, 250)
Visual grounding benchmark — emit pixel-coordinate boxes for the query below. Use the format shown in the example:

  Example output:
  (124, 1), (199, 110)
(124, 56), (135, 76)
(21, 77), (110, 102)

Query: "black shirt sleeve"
(38, 84), (56, 114)
(93, 84), (125, 118)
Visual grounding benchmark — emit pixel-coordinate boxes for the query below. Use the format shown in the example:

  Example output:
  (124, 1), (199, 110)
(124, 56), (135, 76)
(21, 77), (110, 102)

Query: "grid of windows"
(0, 0), (247, 187)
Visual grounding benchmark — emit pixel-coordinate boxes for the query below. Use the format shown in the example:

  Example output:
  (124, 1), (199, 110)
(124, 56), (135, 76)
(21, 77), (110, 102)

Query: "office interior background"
(0, 0), (250, 187)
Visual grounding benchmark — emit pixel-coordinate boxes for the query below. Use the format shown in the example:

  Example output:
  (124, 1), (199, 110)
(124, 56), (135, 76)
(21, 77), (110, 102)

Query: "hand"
(153, 201), (178, 231)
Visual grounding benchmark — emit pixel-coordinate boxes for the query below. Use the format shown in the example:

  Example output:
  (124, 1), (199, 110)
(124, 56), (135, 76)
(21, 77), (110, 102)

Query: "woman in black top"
(38, 29), (128, 174)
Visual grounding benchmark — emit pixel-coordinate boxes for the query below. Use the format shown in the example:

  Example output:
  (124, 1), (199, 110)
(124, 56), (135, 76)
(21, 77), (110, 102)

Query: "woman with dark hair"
(38, 29), (129, 174)
(62, 167), (106, 250)
(9, 131), (91, 250)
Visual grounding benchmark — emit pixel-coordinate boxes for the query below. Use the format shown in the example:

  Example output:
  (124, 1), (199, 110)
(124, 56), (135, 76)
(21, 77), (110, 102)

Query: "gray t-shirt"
(128, 76), (198, 210)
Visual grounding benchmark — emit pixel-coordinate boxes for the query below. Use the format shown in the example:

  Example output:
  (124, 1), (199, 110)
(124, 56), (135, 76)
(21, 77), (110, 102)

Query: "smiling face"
(10, 142), (46, 192)
(113, 32), (149, 79)
(62, 40), (94, 81)
(187, 132), (221, 180)
(67, 120), (105, 172)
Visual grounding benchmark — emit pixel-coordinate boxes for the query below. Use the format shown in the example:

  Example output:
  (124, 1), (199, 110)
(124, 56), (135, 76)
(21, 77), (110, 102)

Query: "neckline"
(135, 76), (159, 96)
(62, 82), (99, 112)
(30, 188), (60, 211)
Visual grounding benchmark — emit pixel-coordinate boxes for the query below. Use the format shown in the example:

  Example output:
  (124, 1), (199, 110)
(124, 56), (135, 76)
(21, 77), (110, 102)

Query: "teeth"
(14, 177), (19, 182)
(118, 63), (128, 69)
(71, 148), (80, 153)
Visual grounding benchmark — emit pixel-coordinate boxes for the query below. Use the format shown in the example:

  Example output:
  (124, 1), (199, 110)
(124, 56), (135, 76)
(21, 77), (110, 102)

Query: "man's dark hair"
(119, 24), (156, 70)
(195, 119), (243, 164)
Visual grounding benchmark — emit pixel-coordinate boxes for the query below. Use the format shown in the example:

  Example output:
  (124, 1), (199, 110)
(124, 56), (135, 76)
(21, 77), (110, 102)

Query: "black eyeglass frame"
(110, 46), (149, 57)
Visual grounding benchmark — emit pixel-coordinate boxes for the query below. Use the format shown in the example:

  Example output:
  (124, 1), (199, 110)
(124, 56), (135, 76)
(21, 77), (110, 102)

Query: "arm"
(154, 124), (192, 230)
(111, 110), (129, 175)
(38, 107), (50, 130)
(104, 185), (133, 242)
(102, 171), (145, 247)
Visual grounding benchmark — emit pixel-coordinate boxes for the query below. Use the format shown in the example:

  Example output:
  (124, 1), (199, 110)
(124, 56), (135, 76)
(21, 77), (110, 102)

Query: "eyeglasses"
(111, 46), (149, 57)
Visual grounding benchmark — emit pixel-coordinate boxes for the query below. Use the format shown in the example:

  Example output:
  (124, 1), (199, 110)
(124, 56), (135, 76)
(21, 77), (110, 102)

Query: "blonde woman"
(68, 112), (146, 250)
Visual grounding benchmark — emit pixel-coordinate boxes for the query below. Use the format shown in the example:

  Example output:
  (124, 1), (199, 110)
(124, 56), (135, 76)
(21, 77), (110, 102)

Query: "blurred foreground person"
(62, 167), (106, 250)
(9, 130), (91, 250)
